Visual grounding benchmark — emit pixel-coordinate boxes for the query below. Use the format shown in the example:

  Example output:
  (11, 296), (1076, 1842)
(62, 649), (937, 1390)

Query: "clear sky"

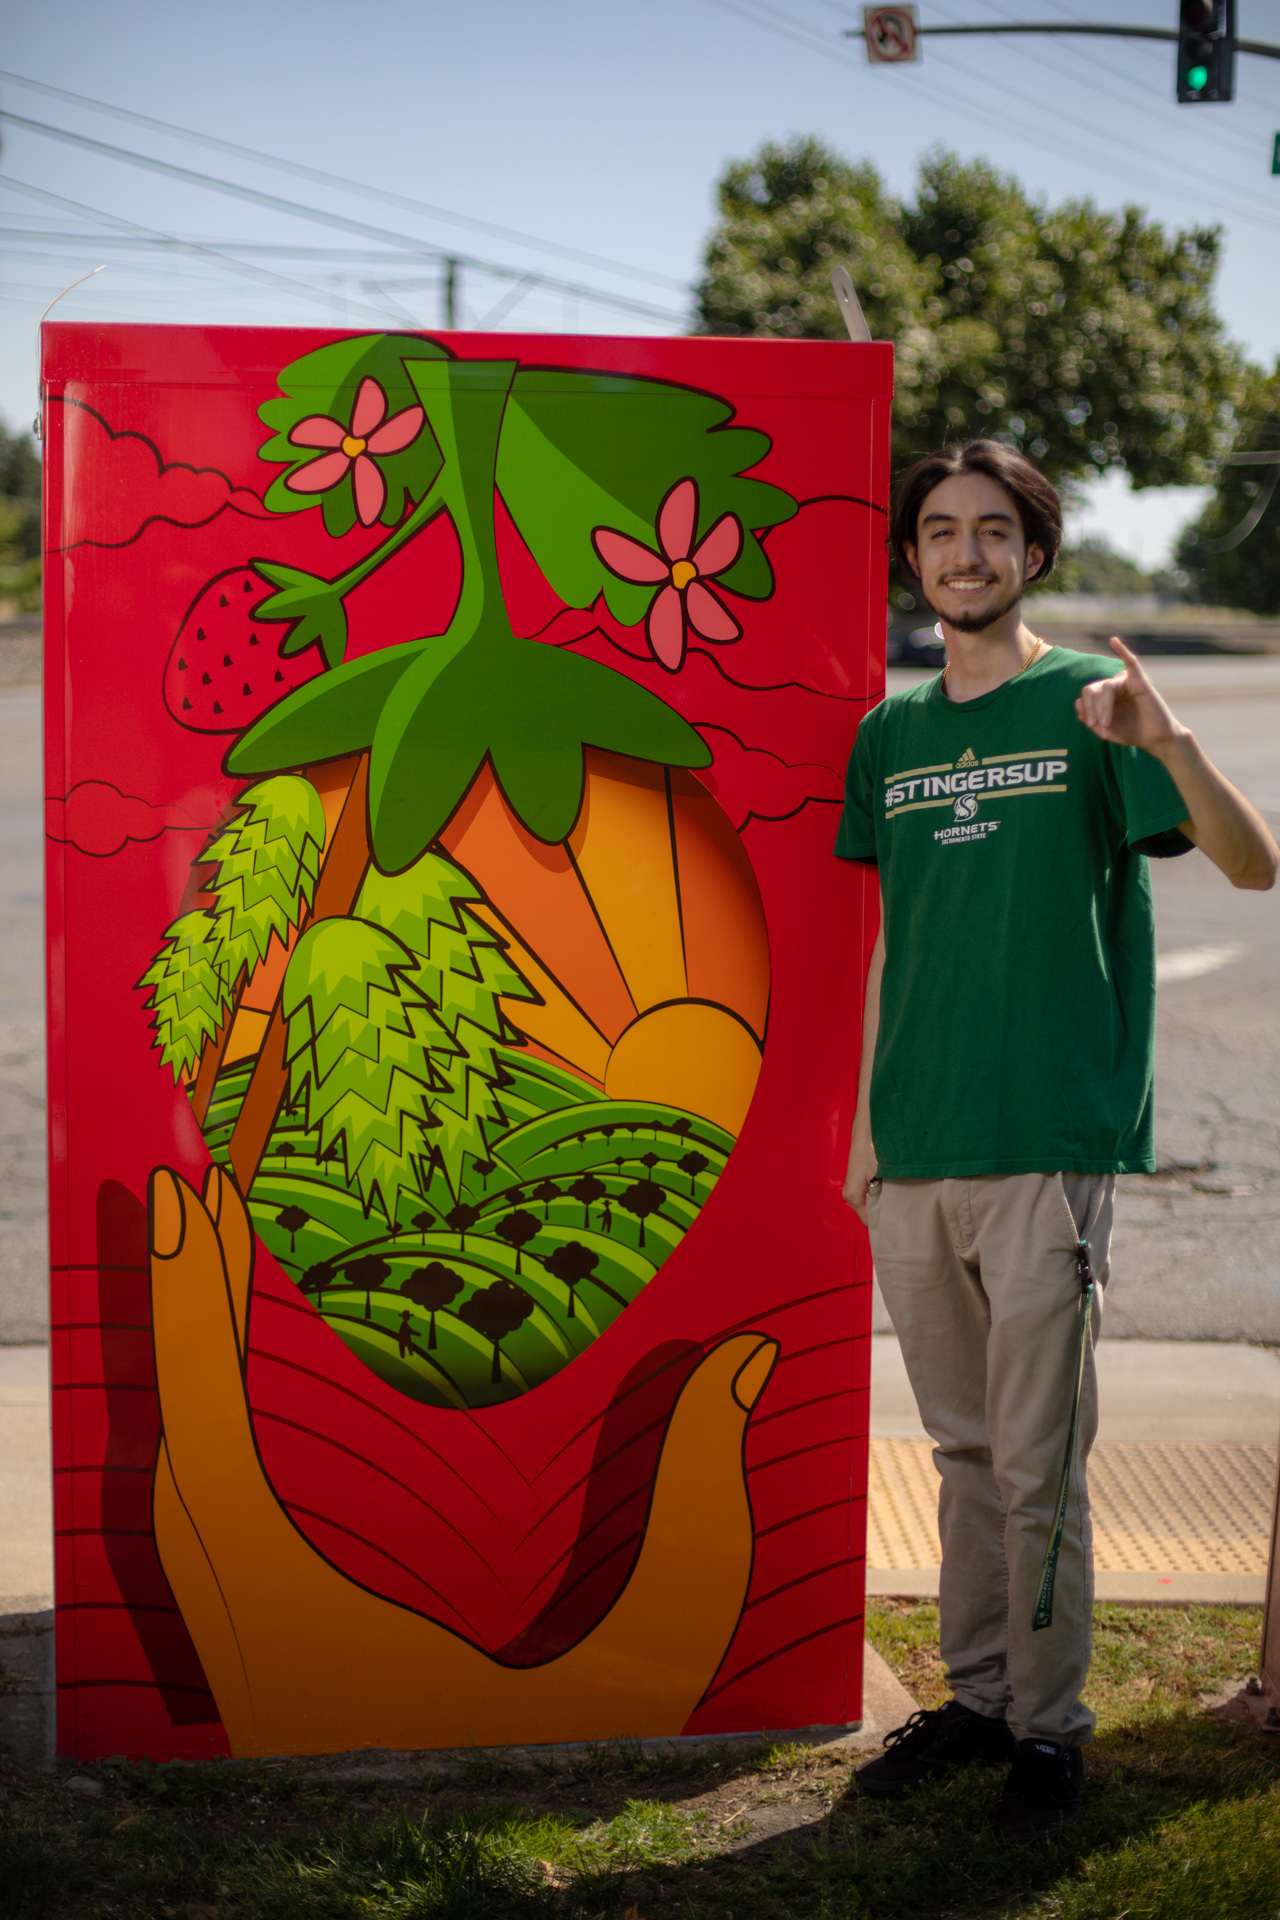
(5, 0), (1280, 563)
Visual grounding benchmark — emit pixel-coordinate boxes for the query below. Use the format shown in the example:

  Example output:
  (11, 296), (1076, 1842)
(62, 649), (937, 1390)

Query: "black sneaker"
(994, 1737), (1084, 1842)
(856, 1700), (1017, 1797)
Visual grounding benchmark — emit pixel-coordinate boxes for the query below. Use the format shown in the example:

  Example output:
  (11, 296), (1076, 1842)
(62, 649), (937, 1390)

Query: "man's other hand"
(844, 1123), (879, 1226)
(1074, 636), (1181, 752)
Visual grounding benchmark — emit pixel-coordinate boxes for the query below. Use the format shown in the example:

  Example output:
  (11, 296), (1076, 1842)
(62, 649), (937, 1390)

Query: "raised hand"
(1074, 636), (1182, 752)
(149, 1162), (776, 1758)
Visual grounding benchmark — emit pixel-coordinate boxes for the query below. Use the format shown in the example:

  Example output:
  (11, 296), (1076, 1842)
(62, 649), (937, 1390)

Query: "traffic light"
(1177, 0), (1235, 103)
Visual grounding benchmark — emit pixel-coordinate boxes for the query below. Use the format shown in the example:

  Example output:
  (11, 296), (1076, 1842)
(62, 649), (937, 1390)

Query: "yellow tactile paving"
(867, 1438), (1277, 1577)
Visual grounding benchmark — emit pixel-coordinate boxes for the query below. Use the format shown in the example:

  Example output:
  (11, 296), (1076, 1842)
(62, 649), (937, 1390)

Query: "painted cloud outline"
(692, 725), (844, 832)
(49, 398), (273, 552)
(46, 782), (217, 859)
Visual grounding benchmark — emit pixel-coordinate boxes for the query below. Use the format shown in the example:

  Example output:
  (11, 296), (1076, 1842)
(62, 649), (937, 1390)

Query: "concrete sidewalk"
(868, 1334), (1280, 1605)
(1, 1344), (49, 1606)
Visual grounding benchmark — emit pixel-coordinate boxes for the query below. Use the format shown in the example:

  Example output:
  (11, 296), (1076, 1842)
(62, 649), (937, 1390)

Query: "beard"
(925, 575), (1023, 633)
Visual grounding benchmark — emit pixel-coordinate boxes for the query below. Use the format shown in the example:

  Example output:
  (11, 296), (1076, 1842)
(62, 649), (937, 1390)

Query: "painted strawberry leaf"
(367, 632), (711, 869)
(258, 334), (448, 538)
(251, 560), (349, 667)
(495, 370), (796, 626)
(228, 640), (430, 777)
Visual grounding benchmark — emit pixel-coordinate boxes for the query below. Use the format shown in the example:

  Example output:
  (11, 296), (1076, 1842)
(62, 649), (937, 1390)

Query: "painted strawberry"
(164, 567), (320, 735)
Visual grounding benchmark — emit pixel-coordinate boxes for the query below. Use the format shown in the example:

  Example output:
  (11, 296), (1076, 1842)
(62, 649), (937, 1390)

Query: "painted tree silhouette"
(568, 1172), (607, 1228)
(680, 1150), (710, 1196)
(670, 1117), (692, 1138)
(495, 1208), (539, 1275)
(532, 1178), (560, 1219)
(641, 1152), (660, 1171)
(409, 1210), (435, 1236)
(402, 1262), (463, 1349)
(275, 1204), (309, 1252)
(346, 1253), (391, 1322)
(301, 1260), (336, 1309)
(619, 1178), (665, 1249)
(444, 1201), (482, 1251)
(544, 1241), (598, 1319)
(458, 1279), (534, 1385)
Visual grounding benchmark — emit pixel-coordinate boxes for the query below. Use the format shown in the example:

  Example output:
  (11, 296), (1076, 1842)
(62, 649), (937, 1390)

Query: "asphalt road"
(0, 690), (44, 1347)
(0, 655), (1277, 1345)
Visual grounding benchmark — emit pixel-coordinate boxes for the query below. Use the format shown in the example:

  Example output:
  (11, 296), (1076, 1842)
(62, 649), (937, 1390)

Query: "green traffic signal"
(1185, 62), (1209, 89)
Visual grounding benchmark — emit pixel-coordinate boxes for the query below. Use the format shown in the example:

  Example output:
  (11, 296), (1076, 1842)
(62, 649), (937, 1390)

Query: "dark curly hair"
(890, 441), (1062, 585)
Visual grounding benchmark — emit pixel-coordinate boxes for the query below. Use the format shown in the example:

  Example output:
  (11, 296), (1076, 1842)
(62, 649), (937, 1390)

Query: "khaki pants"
(868, 1172), (1113, 1746)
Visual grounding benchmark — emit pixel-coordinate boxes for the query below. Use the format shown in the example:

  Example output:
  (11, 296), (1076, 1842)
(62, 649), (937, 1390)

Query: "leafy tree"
(532, 1179), (560, 1218)
(138, 909), (231, 1083)
(458, 1279), (534, 1385)
(203, 776), (326, 986)
(281, 916), (455, 1222)
(544, 1241), (598, 1319)
(301, 1260), (336, 1308)
(0, 419), (40, 611)
(695, 137), (1241, 496)
(568, 1172), (607, 1227)
(679, 1150), (710, 1196)
(444, 1201), (482, 1249)
(1031, 537), (1153, 598)
(1176, 359), (1280, 614)
(346, 1253), (391, 1321)
(495, 1208), (540, 1274)
(619, 1178), (665, 1250)
(402, 1262), (463, 1348)
(276, 1204), (309, 1252)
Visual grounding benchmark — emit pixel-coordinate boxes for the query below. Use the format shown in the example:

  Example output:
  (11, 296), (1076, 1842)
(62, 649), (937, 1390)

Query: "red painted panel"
(45, 324), (885, 1759)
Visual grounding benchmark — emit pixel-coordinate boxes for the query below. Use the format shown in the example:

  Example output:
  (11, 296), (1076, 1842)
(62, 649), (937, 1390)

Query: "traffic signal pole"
(846, 18), (1280, 77)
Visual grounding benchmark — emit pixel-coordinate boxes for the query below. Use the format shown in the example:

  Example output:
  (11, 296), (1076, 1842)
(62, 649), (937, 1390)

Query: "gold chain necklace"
(941, 637), (1046, 686)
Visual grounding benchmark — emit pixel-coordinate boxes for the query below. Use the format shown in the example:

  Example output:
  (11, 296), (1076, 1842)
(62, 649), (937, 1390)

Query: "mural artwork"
(43, 323), (890, 1759)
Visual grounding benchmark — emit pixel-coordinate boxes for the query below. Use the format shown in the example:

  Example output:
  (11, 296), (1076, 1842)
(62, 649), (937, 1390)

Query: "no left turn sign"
(863, 5), (920, 64)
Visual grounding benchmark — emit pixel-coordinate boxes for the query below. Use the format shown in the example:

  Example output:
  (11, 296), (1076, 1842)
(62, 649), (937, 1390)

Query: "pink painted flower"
(285, 377), (425, 526)
(592, 478), (743, 671)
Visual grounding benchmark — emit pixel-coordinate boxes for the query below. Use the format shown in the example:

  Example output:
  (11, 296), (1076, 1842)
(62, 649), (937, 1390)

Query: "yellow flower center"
(341, 435), (367, 459)
(670, 559), (698, 591)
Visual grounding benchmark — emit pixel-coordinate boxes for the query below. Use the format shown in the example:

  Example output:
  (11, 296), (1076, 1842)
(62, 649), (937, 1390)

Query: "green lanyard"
(1032, 1236), (1096, 1633)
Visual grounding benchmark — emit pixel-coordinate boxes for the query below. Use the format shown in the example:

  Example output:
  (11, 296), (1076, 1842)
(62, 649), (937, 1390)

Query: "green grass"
(6, 1606), (1277, 1918)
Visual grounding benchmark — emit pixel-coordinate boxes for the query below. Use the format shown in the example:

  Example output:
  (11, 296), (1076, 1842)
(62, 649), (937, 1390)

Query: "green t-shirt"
(835, 647), (1191, 1177)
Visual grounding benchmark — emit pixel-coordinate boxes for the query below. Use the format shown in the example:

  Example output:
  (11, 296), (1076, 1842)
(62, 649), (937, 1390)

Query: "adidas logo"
(956, 747), (978, 768)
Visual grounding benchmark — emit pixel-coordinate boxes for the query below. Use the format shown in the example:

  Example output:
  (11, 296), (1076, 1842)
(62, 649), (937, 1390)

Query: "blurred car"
(886, 621), (947, 667)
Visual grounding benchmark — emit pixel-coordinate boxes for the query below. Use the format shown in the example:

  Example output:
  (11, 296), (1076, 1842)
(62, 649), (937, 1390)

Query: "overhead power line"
(2, 176), (405, 325)
(0, 67), (688, 293)
(0, 110), (687, 326)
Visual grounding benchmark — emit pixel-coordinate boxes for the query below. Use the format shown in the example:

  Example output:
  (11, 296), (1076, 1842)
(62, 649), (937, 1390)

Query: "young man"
(838, 441), (1277, 1842)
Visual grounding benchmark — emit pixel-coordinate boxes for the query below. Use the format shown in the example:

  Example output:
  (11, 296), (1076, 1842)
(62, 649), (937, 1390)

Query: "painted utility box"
(42, 324), (890, 1761)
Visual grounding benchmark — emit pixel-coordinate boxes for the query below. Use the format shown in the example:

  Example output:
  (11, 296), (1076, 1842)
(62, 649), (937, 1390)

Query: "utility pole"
(442, 257), (460, 330)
